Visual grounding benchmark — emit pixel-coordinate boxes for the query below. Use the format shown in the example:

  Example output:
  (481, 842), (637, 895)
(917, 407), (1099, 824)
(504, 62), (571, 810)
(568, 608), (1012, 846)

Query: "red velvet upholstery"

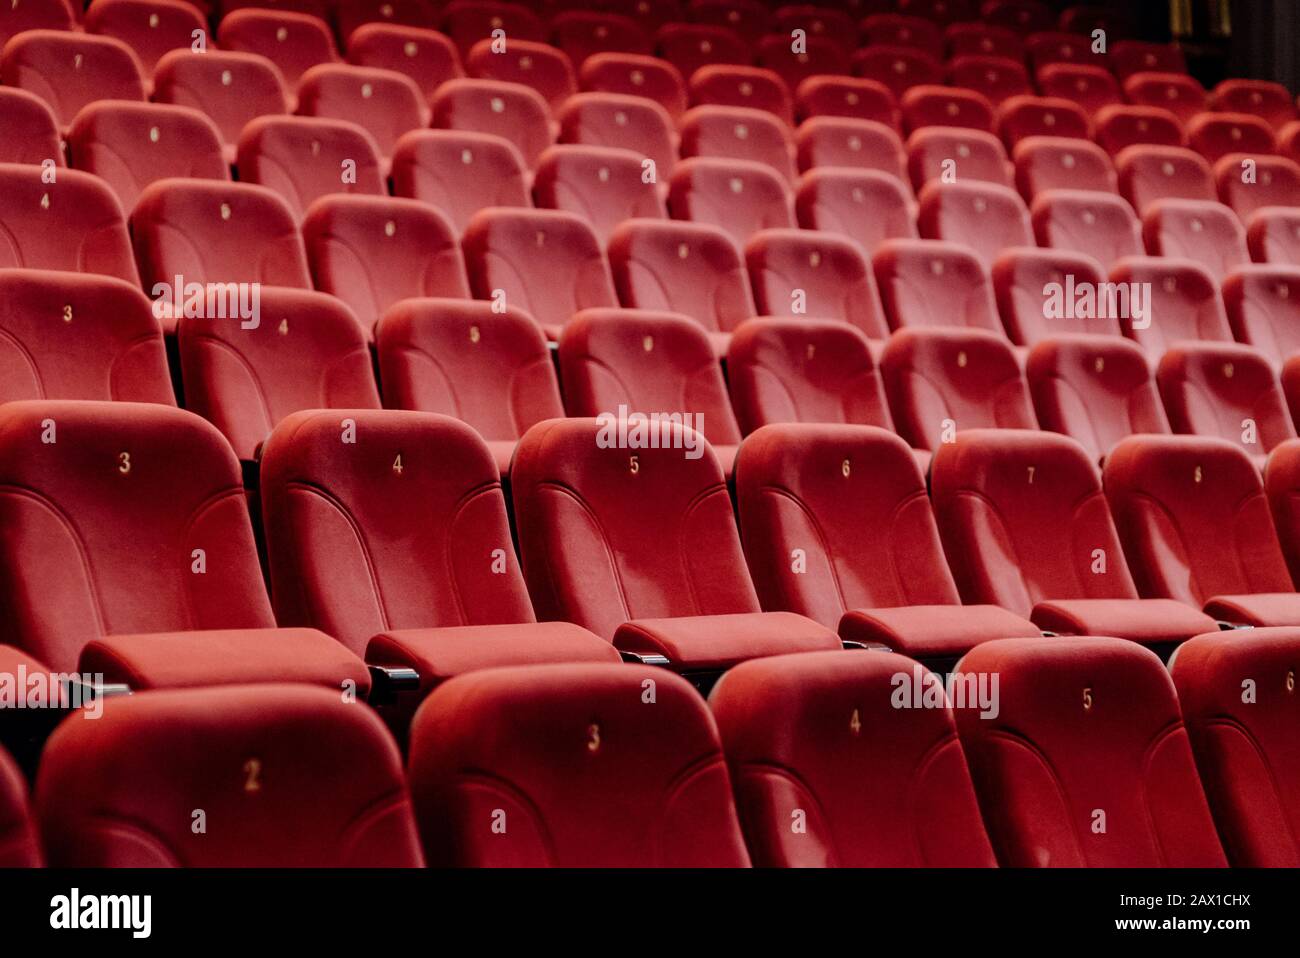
(991, 247), (1112, 346)
(735, 423), (1039, 655)
(872, 238), (1001, 333)
(407, 663), (750, 866)
(955, 636), (1227, 867)
(462, 207), (616, 339)
(261, 409), (538, 658)
(0, 745), (40, 868)
(667, 157), (796, 250)
(1031, 188), (1142, 274)
(297, 62), (428, 163)
(375, 298), (563, 472)
(1026, 334), (1169, 462)
(533, 144), (666, 244)
(711, 649), (997, 866)
(303, 194), (469, 333)
(1171, 629), (1300, 866)
(1, 30), (144, 130)
(217, 9), (337, 89)
(1105, 434), (1300, 624)
(390, 129), (530, 234)
(430, 78), (552, 169)
(725, 319), (892, 435)
(1142, 198), (1249, 285)
(745, 228), (888, 338)
(0, 270), (173, 406)
(66, 101), (228, 214)
(931, 428), (1218, 642)
(236, 115), (386, 221)
(1115, 144), (1216, 215)
(37, 684), (421, 866)
(177, 287), (380, 460)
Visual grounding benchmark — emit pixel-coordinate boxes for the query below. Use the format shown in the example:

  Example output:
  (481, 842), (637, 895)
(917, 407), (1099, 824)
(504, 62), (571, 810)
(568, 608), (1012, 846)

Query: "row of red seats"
(4, 410), (1300, 865)
(3, 624), (1295, 867)
(6, 403), (1300, 687)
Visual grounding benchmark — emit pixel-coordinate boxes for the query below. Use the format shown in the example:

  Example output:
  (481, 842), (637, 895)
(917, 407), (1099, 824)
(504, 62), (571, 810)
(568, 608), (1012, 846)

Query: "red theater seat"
(260, 408), (615, 679)
(466, 38), (576, 115)
(390, 129), (531, 234)
(430, 78), (553, 169)
(679, 105), (796, 182)
(657, 23), (748, 79)
(930, 428), (1218, 643)
(0, 30), (146, 131)
(462, 207), (617, 339)
(947, 54), (1030, 107)
(794, 76), (899, 127)
(757, 33), (848, 91)
(510, 417), (844, 667)
(946, 22), (1023, 62)
(1031, 189), (1142, 274)
(1034, 63), (1120, 116)
(440, 0), (544, 55)
(667, 157), (795, 250)
(1112, 40), (1187, 81)
(1106, 435), (1300, 623)
(0, 746), (39, 868)
(376, 300), (565, 474)
(83, 0), (205, 80)
(0, 270), (174, 406)
(1210, 79), (1298, 130)
(900, 84), (995, 135)
(711, 650), (998, 866)
(608, 219), (755, 348)
(346, 24), (463, 102)
(1187, 112), (1277, 165)
(995, 95), (1090, 149)
(860, 13), (943, 60)
(745, 228), (888, 338)
(338, 0), (439, 44)
(1215, 154), (1300, 224)
(557, 16), (655, 69)
(178, 288), (380, 461)
(37, 685), (421, 866)
(66, 102), (228, 215)
(796, 169), (917, 258)
(1024, 29), (1100, 72)
(557, 93), (677, 184)
(985, 0), (1055, 34)
(557, 308), (742, 471)
(0, 0), (73, 50)
(153, 51), (290, 164)
(0, 165), (138, 284)
(0, 400), (369, 688)
(236, 115), (386, 221)
(1248, 207), (1300, 267)
(1115, 144), (1216, 214)
(772, 6), (860, 52)
(302, 195), (470, 334)
(1111, 257), (1233, 357)
(908, 127), (1011, 191)
(735, 423), (1040, 654)
(296, 63), (429, 165)
(1026, 334), (1170, 462)
(534, 145), (666, 244)
(1012, 136), (1116, 201)
(1123, 72), (1207, 128)
(1171, 630), (1300, 866)
(407, 663), (750, 866)
(1094, 105), (1185, 156)
(873, 238), (1001, 333)
(1142, 198), (1249, 284)
(954, 636), (1227, 867)
(131, 179), (311, 296)
(1156, 344), (1295, 468)
(0, 87), (63, 166)
(852, 46), (942, 100)
(1223, 265), (1300, 368)
(725, 319), (892, 435)
(217, 9), (338, 90)
(881, 327), (1036, 452)
(991, 247), (1114, 346)
(917, 180), (1032, 272)
(577, 52), (684, 119)
(689, 64), (792, 124)
(797, 118), (906, 178)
